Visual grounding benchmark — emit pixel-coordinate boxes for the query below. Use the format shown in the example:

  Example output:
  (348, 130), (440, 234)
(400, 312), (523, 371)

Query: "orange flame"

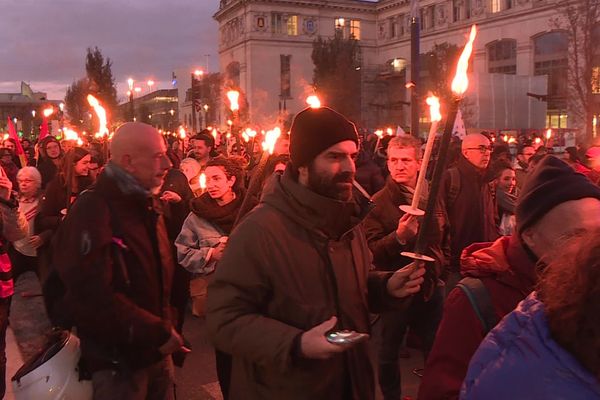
(306, 95), (321, 109)
(386, 128), (394, 136)
(374, 129), (384, 139)
(211, 128), (218, 140)
(503, 134), (509, 142)
(199, 173), (206, 190)
(43, 107), (54, 118)
(179, 127), (186, 139)
(262, 127), (281, 155)
(534, 137), (542, 144)
(242, 131), (250, 143)
(86, 95), (109, 138)
(545, 129), (552, 139)
(451, 25), (477, 96)
(425, 95), (442, 123)
(63, 128), (80, 141)
(227, 90), (240, 112)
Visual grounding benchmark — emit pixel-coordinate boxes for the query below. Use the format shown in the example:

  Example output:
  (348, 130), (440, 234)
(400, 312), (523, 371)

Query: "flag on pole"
(7, 118), (27, 167)
(396, 126), (407, 136)
(452, 109), (466, 140)
(39, 118), (49, 141)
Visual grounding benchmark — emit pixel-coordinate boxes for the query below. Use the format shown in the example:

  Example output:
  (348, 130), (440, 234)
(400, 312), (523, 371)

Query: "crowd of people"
(0, 105), (599, 400)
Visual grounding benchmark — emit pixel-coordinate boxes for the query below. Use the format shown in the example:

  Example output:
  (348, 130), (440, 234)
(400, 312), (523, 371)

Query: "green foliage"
(311, 32), (362, 123)
(64, 47), (118, 132)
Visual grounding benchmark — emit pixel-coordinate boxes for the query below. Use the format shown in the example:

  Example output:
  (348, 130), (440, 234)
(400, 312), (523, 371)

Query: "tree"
(64, 78), (93, 132)
(312, 32), (362, 123)
(553, 0), (600, 142)
(64, 47), (118, 132)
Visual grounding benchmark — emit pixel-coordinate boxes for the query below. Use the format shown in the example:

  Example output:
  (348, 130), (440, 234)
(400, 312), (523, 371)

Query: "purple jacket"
(461, 293), (600, 399)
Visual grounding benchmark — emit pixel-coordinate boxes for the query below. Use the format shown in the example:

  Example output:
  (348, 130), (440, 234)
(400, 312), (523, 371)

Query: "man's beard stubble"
(307, 163), (354, 202)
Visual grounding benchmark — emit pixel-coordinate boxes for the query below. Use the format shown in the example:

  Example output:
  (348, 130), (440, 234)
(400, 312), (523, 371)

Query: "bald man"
(52, 122), (182, 400)
(439, 133), (499, 293)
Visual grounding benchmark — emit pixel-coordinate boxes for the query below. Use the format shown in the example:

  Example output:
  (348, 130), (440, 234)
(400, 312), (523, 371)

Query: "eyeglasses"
(465, 145), (493, 154)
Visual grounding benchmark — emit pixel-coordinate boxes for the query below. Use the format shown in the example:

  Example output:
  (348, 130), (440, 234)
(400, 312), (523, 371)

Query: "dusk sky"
(1, 0), (220, 102)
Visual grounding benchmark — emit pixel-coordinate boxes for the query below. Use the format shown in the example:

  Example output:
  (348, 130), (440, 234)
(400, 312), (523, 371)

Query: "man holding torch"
(363, 135), (448, 400)
(206, 106), (425, 399)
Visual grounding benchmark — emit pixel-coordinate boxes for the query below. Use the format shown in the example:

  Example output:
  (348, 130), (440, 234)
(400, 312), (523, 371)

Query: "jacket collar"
(261, 167), (373, 240)
(457, 155), (487, 182)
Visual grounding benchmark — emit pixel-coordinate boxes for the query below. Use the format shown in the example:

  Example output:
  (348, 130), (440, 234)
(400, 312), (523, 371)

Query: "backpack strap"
(446, 167), (461, 211)
(456, 277), (498, 334)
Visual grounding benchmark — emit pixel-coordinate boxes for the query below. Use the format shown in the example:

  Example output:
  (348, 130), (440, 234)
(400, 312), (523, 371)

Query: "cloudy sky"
(0, 0), (220, 101)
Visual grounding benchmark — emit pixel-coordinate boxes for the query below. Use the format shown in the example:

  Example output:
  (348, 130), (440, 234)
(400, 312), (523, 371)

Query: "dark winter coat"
(363, 176), (448, 274)
(355, 156), (385, 196)
(37, 157), (59, 189)
(418, 235), (536, 400)
(461, 293), (600, 399)
(441, 156), (499, 269)
(206, 168), (405, 400)
(52, 165), (176, 372)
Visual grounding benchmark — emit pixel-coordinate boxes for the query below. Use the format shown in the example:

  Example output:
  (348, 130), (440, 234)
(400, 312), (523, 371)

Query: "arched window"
(487, 39), (517, 74)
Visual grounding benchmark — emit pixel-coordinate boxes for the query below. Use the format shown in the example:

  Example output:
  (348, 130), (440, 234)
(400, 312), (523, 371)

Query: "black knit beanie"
(289, 107), (359, 168)
(516, 156), (600, 234)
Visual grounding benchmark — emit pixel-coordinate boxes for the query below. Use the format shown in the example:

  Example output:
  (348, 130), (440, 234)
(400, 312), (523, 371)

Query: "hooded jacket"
(418, 235), (536, 400)
(461, 293), (600, 399)
(206, 168), (403, 400)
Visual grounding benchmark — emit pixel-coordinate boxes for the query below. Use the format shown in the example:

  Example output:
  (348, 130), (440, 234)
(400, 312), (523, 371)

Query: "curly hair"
(537, 228), (600, 379)
(206, 156), (244, 192)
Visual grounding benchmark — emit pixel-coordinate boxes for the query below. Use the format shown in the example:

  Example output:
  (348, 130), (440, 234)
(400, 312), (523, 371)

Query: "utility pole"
(410, 0), (420, 138)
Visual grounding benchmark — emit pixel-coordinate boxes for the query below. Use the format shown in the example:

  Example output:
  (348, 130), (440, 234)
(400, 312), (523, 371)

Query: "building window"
(271, 13), (283, 34)
(399, 14), (405, 35)
(453, 0), (460, 21)
(593, 66), (600, 94)
(287, 15), (298, 36)
(534, 31), (569, 117)
(491, 0), (502, 13)
(351, 20), (361, 40)
(280, 55), (291, 99)
(335, 17), (345, 31)
(390, 18), (397, 38)
(429, 6), (436, 28)
(487, 39), (517, 74)
(465, 0), (472, 18)
(420, 9), (426, 30)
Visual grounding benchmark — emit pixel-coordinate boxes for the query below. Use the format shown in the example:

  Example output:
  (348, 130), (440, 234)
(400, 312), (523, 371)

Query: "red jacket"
(418, 235), (537, 400)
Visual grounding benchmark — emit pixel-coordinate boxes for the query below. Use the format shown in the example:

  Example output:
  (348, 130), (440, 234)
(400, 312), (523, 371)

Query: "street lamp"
(191, 69), (204, 133)
(127, 78), (135, 121)
(147, 80), (155, 91)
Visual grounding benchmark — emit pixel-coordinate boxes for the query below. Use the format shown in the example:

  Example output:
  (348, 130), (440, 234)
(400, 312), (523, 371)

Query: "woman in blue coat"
(461, 228), (600, 400)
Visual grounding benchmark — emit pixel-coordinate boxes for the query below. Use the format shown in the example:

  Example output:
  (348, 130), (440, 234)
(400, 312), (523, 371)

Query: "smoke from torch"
(451, 25), (478, 96)
(86, 95), (109, 138)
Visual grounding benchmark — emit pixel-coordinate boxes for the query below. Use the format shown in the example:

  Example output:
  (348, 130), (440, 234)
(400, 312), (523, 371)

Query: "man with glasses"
(440, 133), (498, 293)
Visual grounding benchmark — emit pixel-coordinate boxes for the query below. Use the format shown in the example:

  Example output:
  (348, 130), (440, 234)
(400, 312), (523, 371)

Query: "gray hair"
(17, 166), (42, 190)
(387, 136), (422, 160)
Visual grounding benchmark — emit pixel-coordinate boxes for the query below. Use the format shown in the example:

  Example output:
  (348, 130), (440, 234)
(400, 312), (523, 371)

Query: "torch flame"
(199, 173), (206, 190)
(546, 129), (552, 139)
(63, 128), (80, 141)
(306, 95), (321, 109)
(86, 95), (109, 138)
(43, 107), (54, 118)
(426, 95), (442, 123)
(262, 127), (281, 155)
(451, 25), (478, 96)
(386, 128), (394, 136)
(242, 131), (250, 143)
(374, 129), (384, 139)
(534, 137), (542, 145)
(227, 90), (240, 112)
(503, 134), (509, 142)
(211, 128), (218, 139)
(179, 127), (186, 139)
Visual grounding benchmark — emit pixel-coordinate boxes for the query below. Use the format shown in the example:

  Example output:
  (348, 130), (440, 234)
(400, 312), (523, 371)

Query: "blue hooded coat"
(461, 293), (600, 399)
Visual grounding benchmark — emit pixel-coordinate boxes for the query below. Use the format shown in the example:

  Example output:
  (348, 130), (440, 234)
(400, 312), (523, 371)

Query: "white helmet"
(12, 330), (92, 400)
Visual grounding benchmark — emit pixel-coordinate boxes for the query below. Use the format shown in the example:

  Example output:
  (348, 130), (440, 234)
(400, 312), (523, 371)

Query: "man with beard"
(187, 132), (214, 168)
(206, 107), (426, 399)
(363, 136), (447, 400)
(53, 122), (184, 399)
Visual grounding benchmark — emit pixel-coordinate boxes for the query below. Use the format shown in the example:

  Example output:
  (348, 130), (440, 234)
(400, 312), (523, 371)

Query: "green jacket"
(206, 168), (402, 400)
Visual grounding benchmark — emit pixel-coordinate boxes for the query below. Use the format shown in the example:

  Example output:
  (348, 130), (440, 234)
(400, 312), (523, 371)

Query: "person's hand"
(28, 235), (43, 249)
(211, 242), (227, 262)
(387, 261), (426, 298)
(0, 174), (12, 201)
(395, 213), (419, 243)
(160, 191), (182, 203)
(159, 328), (184, 355)
(300, 316), (361, 359)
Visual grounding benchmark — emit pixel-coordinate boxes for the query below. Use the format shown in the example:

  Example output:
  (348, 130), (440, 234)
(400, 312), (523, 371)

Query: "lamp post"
(127, 78), (135, 121)
(191, 69), (204, 133)
(202, 104), (209, 129)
